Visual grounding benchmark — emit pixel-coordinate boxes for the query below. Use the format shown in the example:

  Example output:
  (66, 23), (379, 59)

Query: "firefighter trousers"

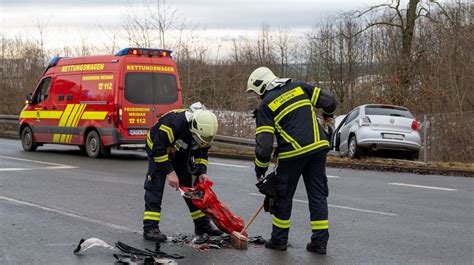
(271, 150), (329, 246)
(143, 158), (210, 230)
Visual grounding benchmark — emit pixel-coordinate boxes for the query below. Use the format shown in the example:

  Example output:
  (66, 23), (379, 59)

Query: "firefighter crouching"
(143, 102), (223, 242)
(247, 67), (337, 254)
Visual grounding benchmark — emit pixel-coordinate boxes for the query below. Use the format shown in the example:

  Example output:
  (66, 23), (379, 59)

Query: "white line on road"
(0, 196), (140, 233)
(327, 175), (340, 179)
(388, 183), (457, 191)
(0, 155), (78, 171)
(249, 193), (397, 216)
(209, 162), (248, 168)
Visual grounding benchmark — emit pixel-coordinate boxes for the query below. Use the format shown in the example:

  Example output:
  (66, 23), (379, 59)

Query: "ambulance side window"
(34, 77), (52, 104)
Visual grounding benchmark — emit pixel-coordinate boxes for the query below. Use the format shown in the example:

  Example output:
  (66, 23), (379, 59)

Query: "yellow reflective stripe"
(311, 108), (320, 142)
(190, 210), (206, 220)
(147, 132), (153, 149)
(144, 211), (161, 221)
(53, 104), (75, 142)
(68, 104), (87, 143)
(272, 216), (290, 229)
(311, 87), (321, 106)
(154, 154), (169, 163)
(274, 99), (312, 124)
(20, 111), (37, 119)
(278, 140), (330, 160)
(194, 158), (208, 166)
(159, 125), (175, 143)
(144, 216), (160, 221)
(256, 126), (275, 135)
(144, 211), (161, 216)
(81, 111), (107, 120)
(268, 86), (305, 111)
(60, 104), (81, 143)
(322, 109), (335, 115)
(255, 157), (270, 168)
(275, 125), (301, 149)
(310, 220), (329, 230)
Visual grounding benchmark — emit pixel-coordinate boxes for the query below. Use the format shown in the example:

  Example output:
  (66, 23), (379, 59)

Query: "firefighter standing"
(247, 67), (337, 254)
(143, 103), (223, 242)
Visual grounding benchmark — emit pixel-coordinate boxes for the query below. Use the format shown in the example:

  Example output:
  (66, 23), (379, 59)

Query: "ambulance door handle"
(52, 106), (57, 110)
(44, 106), (48, 110)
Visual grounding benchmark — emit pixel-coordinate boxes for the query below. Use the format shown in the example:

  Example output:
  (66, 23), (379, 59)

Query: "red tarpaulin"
(181, 180), (247, 237)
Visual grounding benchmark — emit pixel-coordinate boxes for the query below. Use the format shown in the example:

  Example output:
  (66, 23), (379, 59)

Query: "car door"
(29, 77), (55, 142)
(338, 108), (360, 155)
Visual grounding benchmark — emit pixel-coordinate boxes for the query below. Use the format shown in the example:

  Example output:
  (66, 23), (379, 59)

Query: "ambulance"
(19, 48), (182, 157)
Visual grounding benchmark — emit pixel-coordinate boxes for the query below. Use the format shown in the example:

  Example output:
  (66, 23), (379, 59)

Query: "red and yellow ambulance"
(19, 48), (182, 157)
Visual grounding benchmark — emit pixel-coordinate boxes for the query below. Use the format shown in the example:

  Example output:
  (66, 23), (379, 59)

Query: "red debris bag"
(181, 180), (247, 236)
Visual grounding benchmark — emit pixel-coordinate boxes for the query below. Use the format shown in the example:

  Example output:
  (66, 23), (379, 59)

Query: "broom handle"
(241, 203), (264, 233)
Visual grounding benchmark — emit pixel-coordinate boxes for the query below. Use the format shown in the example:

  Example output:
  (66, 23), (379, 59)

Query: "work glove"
(255, 166), (267, 180)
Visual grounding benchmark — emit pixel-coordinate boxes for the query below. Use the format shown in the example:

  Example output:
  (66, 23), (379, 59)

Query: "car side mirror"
(25, 93), (33, 105)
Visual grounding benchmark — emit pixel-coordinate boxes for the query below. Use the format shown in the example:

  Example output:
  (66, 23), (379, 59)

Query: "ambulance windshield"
(124, 72), (178, 104)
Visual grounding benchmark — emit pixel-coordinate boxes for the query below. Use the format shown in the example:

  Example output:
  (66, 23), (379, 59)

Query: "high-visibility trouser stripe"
(159, 125), (174, 143)
(154, 154), (169, 163)
(256, 126), (275, 135)
(278, 140), (330, 160)
(275, 125), (302, 149)
(272, 216), (291, 229)
(190, 210), (206, 220)
(310, 220), (329, 230)
(195, 158), (208, 166)
(255, 157), (270, 168)
(274, 99), (312, 124)
(144, 211), (161, 221)
(147, 132), (153, 149)
(311, 87), (321, 106)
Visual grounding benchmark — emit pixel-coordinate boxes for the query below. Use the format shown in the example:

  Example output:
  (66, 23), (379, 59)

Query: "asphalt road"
(0, 138), (472, 265)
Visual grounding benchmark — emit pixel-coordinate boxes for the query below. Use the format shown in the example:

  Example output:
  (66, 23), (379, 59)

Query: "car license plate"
(128, 129), (148, 136)
(382, 133), (404, 140)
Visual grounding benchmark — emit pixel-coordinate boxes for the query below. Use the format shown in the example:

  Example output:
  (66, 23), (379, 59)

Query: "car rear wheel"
(85, 130), (106, 158)
(407, 151), (420, 161)
(21, 126), (37, 152)
(348, 135), (361, 159)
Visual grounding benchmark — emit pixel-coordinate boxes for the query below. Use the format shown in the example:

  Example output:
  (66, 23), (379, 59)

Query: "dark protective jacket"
(146, 110), (209, 176)
(254, 81), (337, 177)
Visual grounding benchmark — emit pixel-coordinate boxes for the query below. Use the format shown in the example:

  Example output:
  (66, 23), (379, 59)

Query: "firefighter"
(143, 102), (223, 242)
(247, 67), (337, 254)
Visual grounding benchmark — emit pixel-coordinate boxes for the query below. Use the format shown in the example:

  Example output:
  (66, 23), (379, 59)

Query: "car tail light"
(359, 116), (371, 126)
(411, 120), (420, 131)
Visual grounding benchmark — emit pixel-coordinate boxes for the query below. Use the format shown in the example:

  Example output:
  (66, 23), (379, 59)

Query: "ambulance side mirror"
(25, 93), (33, 105)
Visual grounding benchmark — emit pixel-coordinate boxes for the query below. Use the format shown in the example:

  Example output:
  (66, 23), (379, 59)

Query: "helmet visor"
(192, 133), (214, 147)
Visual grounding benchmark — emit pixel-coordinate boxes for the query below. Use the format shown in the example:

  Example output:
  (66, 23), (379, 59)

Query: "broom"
(230, 202), (264, 250)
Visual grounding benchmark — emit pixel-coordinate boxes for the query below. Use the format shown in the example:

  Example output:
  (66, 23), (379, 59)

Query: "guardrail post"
(423, 114), (428, 163)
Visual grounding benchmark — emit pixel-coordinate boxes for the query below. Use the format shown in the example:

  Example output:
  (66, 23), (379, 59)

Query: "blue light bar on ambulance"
(115, 48), (173, 58)
(42, 56), (66, 75)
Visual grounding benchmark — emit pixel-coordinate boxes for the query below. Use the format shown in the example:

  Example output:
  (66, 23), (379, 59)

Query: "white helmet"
(247, 67), (278, 95)
(189, 109), (218, 147)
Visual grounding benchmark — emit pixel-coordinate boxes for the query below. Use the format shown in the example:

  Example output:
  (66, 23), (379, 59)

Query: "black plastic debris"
(116, 241), (184, 259)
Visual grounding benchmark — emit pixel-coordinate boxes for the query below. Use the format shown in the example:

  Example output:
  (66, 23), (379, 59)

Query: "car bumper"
(356, 127), (421, 151)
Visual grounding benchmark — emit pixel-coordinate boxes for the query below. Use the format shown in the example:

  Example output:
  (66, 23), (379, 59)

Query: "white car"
(332, 104), (421, 160)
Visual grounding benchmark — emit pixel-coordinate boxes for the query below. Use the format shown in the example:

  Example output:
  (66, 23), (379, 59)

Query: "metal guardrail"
(0, 114), (255, 148)
(0, 115), (19, 124)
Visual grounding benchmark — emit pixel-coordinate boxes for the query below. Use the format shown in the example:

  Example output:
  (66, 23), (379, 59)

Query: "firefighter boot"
(306, 241), (327, 255)
(195, 222), (223, 236)
(264, 238), (287, 251)
(143, 227), (167, 242)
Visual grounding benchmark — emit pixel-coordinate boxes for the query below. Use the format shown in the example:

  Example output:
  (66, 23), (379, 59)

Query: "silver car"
(332, 104), (421, 160)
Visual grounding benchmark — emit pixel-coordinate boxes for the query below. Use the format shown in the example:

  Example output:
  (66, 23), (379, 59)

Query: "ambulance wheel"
(21, 126), (37, 152)
(85, 130), (103, 158)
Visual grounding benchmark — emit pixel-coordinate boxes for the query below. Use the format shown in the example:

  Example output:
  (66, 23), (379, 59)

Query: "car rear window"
(125, 72), (178, 104)
(365, 105), (413, 118)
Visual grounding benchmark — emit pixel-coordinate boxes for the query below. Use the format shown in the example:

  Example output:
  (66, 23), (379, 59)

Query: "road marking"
(249, 193), (397, 216)
(0, 196), (140, 233)
(388, 183), (457, 191)
(209, 162), (248, 168)
(0, 155), (78, 171)
(327, 175), (340, 179)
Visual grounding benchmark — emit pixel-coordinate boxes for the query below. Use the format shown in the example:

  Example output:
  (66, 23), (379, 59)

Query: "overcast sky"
(0, 0), (410, 53)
